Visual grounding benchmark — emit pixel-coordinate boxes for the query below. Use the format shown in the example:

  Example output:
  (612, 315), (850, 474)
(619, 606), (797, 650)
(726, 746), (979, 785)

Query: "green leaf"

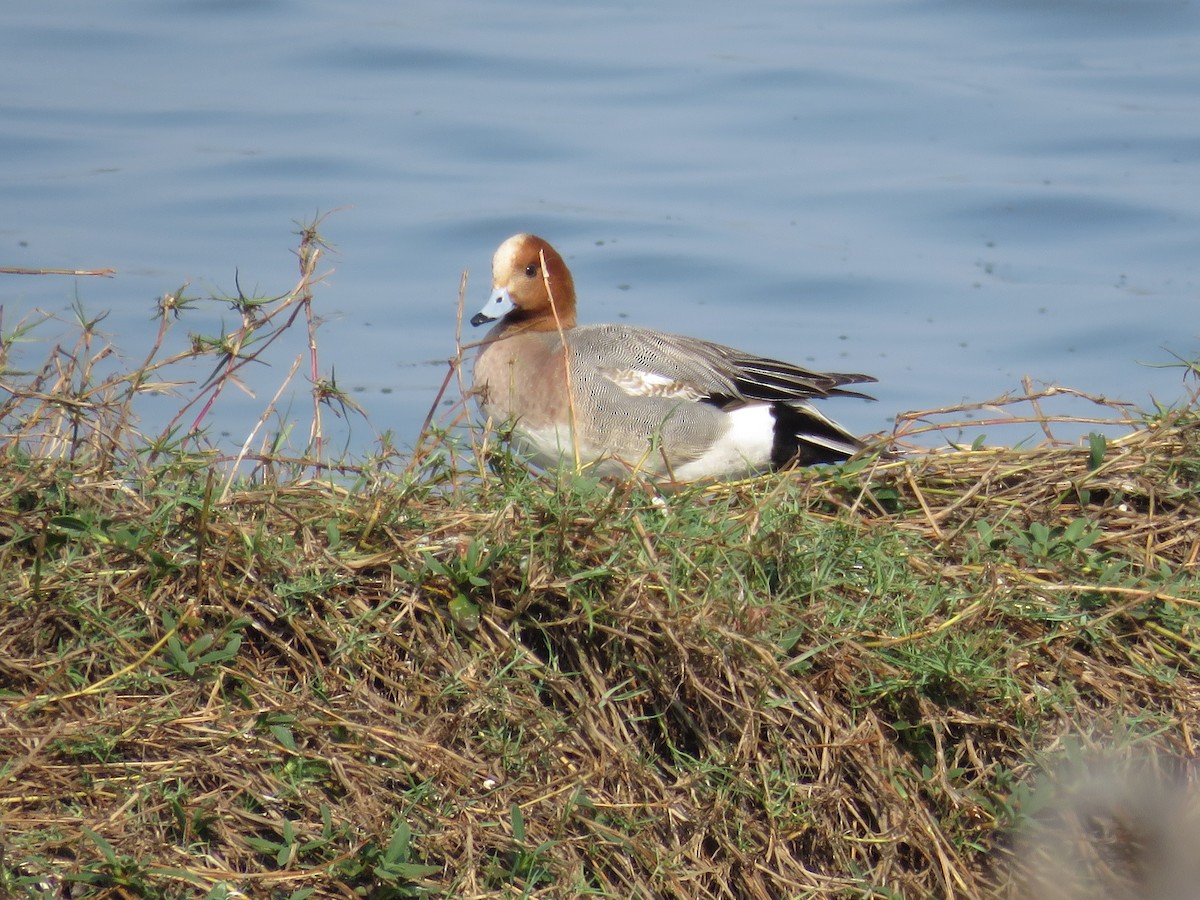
(270, 724), (299, 752)
(81, 827), (117, 864)
(975, 520), (995, 546)
(375, 861), (442, 881)
(384, 820), (411, 865)
(244, 836), (283, 855)
(1087, 431), (1107, 470)
(109, 527), (144, 550)
(197, 634), (242, 665)
(776, 626), (805, 653)
(421, 553), (451, 578)
(510, 803), (526, 842)
(448, 596), (480, 631)
(190, 633), (215, 656)
(51, 515), (92, 534)
(165, 637), (197, 676)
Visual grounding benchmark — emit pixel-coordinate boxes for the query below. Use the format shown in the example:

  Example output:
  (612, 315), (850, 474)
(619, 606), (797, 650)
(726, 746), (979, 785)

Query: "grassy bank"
(2, 232), (1200, 898)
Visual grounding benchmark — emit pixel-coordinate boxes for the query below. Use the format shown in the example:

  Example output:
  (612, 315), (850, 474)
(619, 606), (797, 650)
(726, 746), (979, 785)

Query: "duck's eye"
(524, 264), (539, 278)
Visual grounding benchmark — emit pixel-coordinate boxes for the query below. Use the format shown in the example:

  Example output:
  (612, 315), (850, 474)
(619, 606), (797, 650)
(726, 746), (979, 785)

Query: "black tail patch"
(769, 403), (864, 468)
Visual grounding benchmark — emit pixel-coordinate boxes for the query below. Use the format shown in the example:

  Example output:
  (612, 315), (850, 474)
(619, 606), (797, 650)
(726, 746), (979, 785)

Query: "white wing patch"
(601, 368), (707, 401)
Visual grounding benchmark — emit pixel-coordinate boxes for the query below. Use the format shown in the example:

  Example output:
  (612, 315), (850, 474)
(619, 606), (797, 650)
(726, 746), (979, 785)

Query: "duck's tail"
(771, 400), (884, 467)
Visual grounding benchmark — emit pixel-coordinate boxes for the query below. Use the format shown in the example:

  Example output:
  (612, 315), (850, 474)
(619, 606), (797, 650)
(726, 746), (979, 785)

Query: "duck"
(469, 233), (878, 481)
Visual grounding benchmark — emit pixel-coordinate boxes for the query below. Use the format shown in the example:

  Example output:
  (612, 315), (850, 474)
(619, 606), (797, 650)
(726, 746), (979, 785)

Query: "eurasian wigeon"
(470, 233), (878, 481)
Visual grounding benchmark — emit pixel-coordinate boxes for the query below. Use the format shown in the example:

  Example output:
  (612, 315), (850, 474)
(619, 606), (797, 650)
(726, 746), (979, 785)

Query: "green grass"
(2, 222), (1200, 898)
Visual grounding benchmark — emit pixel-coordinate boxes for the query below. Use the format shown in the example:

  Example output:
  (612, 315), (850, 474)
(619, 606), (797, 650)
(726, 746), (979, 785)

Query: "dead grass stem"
(2, 223), (1199, 898)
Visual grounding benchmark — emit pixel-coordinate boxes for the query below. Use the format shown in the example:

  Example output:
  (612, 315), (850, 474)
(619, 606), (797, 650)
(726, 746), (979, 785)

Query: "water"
(4, 0), (1199, 457)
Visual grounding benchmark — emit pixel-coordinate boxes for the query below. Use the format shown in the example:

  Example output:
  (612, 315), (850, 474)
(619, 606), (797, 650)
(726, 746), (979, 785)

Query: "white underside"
(670, 404), (775, 480)
(512, 403), (777, 481)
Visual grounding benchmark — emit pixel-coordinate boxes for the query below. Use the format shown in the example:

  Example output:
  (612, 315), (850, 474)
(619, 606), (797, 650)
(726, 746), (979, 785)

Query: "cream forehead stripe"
(492, 234), (530, 282)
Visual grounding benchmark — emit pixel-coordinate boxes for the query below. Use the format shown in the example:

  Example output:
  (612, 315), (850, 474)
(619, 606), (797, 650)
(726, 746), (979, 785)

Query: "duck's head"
(471, 233), (577, 331)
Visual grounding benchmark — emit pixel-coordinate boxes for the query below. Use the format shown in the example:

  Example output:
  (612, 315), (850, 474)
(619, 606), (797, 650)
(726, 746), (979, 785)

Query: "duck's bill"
(471, 288), (515, 326)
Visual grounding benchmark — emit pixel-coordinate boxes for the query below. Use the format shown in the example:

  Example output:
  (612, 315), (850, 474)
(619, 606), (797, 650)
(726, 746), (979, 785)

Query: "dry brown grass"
(2, 228), (1199, 898)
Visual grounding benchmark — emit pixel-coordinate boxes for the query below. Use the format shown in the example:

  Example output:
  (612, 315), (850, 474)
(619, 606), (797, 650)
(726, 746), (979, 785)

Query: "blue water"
(4, 0), (1199, 455)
